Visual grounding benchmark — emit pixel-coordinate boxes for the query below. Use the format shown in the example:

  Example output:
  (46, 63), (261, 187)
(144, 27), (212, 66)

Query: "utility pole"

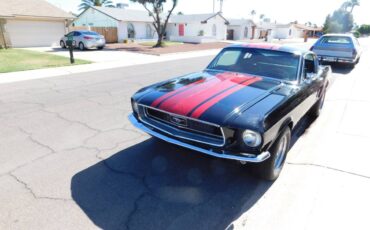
(219, 0), (224, 13)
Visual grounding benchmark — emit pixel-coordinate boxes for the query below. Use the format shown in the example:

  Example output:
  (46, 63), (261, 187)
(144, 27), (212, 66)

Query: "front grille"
(138, 105), (225, 146)
(145, 107), (223, 138)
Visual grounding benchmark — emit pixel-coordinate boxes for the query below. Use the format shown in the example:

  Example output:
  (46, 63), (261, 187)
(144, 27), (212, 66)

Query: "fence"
(68, 26), (118, 43)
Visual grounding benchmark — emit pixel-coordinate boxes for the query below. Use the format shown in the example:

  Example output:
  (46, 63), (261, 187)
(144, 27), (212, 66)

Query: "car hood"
(135, 70), (284, 125)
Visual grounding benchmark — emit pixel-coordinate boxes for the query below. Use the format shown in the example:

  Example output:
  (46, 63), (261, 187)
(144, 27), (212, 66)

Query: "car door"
(73, 31), (82, 44)
(295, 53), (323, 118)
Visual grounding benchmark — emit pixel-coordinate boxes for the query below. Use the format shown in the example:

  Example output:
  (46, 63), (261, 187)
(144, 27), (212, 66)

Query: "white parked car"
(310, 34), (362, 68)
(60, 30), (105, 50)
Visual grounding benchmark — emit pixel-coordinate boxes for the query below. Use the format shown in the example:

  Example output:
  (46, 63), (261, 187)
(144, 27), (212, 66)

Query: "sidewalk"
(0, 49), (220, 84)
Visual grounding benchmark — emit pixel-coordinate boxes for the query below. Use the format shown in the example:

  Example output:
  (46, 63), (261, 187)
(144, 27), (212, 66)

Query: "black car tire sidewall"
(252, 127), (291, 181)
(60, 41), (66, 48)
(79, 42), (85, 51)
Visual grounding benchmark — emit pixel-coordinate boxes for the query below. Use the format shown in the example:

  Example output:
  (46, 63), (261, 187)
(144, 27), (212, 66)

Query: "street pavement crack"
(8, 173), (71, 202)
(18, 127), (56, 154)
(287, 162), (370, 180)
(40, 108), (101, 133)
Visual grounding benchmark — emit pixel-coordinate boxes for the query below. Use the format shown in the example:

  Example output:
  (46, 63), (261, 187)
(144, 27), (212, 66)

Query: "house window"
(127, 23), (135, 39)
(146, 24), (153, 38)
(244, 27), (248, 38)
(212, 24), (217, 37)
(289, 29), (292, 36)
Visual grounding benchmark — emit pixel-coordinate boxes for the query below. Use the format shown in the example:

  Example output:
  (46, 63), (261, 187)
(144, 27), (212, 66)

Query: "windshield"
(207, 48), (300, 81)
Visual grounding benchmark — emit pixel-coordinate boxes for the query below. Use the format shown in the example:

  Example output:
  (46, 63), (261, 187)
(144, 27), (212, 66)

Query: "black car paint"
(131, 47), (330, 157)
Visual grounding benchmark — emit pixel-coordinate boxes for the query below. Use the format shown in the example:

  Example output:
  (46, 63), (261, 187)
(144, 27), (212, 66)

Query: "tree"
(323, 14), (331, 33)
(130, 0), (178, 48)
(250, 10), (256, 20)
(259, 14), (265, 21)
(78, 0), (115, 11)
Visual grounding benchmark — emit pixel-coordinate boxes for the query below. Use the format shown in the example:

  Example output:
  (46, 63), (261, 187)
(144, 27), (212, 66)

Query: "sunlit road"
(0, 38), (369, 229)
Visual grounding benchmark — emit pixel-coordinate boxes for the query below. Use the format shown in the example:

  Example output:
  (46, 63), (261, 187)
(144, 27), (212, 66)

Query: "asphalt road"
(1, 39), (370, 230)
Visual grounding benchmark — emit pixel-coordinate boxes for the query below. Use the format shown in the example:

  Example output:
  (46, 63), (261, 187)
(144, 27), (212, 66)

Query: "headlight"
(132, 101), (139, 113)
(242, 130), (262, 147)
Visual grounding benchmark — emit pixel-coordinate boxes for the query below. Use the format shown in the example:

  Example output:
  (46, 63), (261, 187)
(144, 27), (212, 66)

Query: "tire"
(78, 42), (85, 51)
(60, 40), (66, 49)
(252, 127), (291, 181)
(97, 46), (104, 50)
(309, 88), (326, 119)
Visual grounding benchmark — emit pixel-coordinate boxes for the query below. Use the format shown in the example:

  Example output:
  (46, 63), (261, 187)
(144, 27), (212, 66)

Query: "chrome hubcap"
(274, 135), (287, 172)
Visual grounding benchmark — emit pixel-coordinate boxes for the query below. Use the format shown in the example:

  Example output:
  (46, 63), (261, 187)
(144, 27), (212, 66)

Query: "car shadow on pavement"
(71, 114), (315, 230)
(71, 139), (273, 230)
(324, 63), (354, 74)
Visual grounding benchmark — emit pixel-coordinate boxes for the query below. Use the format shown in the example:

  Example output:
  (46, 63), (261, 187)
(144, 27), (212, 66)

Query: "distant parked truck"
(60, 30), (106, 51)
(310, 34), (362, 68)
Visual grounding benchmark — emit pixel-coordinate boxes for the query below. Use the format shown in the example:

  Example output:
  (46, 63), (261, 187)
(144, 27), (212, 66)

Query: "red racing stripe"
(158, 73), (238, 115)
(190, 77), (262, 118)
(151, 78), (207, 107)
(243, 43), (282, 50)
(159, 73), (259, 116)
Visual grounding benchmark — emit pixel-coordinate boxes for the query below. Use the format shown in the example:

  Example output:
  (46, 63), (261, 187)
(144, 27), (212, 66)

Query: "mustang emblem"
(170, 116), (187, 127)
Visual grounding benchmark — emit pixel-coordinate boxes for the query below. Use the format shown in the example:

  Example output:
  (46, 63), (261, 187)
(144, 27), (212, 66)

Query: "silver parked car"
(60, 30), (106, 50)
(310, 34), (362, 68)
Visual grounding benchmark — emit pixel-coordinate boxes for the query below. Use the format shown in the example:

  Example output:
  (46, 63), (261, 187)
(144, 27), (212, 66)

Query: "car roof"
(226, 43), (308, 55)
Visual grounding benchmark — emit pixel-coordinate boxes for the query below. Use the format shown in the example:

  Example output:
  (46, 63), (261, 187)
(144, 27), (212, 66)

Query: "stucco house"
(73, 6), (157, 42)
(166, 13), (229, 43)
(74, 7), (229, 43)
(227, 19), (256, 40)
(0, 0), (74, 48)
(255, 22), (322, 40)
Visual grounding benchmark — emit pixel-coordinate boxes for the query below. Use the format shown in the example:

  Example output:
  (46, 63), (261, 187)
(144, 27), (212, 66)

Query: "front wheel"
(252, 127), (291, 181)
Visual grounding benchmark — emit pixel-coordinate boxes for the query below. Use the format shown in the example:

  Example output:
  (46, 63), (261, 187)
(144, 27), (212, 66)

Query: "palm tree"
(259, 14), (265, 21)
(341, 0), (360, 12)
(78, 0), (115, 11)
(250, 10), (256, 20)
(348, 0), (360, 12)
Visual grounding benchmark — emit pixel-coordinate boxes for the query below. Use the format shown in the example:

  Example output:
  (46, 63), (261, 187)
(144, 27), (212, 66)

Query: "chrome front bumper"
(128, 114), (270, 163)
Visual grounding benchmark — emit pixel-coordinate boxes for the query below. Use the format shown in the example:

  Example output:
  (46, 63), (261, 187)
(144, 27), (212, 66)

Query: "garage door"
(6, 20), (65, 47)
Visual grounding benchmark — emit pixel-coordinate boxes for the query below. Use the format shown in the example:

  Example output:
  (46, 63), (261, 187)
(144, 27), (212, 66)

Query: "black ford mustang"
(129, 43), (330, 180)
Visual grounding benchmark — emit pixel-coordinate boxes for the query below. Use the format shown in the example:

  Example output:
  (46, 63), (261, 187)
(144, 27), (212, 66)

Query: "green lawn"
(139, 41), (183, 47)
(0, 49), (91, 73)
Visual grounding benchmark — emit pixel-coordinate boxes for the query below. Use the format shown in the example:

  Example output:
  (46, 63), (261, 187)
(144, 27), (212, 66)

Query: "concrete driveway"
(1, 39), (370, 229)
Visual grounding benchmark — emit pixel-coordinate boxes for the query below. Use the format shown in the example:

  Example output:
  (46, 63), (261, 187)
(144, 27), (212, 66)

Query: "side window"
(303, 54), (317, 79)
(73, 31), (81, 36)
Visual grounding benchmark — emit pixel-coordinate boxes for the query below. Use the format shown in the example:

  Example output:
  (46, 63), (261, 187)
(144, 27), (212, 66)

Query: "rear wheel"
(309, 88), (326, 119)
(252, 127), (291, 181)
(79, 42), (85, 51)
(60, 40), (66, 49)
(97, 46), (104, 50)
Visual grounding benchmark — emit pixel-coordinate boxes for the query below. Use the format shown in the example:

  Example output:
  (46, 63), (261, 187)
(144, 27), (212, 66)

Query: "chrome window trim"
(138, 104), (226, 147)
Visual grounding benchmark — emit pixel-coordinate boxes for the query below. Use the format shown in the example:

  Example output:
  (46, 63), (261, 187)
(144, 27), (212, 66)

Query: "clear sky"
(47, 0), (369, 26)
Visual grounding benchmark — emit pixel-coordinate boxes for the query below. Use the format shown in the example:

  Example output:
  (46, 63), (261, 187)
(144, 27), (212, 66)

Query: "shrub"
(198, 30), (204, 36)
